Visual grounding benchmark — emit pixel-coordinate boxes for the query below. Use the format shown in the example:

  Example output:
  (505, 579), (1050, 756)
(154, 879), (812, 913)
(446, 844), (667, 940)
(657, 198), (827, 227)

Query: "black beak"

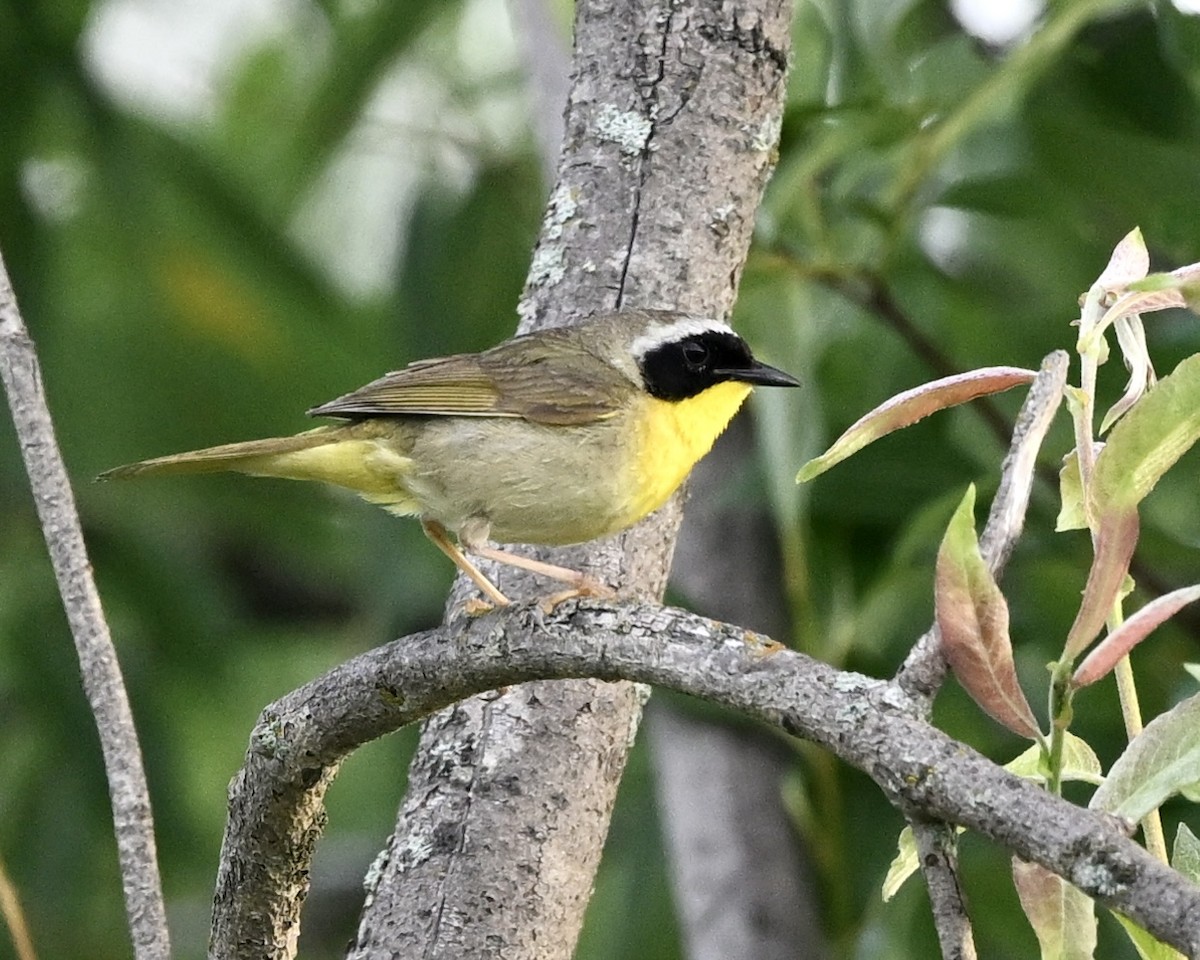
(719, 360), (802, 388)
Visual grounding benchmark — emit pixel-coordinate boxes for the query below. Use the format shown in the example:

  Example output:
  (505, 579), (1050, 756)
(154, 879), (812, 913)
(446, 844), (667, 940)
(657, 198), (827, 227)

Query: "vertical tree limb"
(0, 251), (171, 960)
(911, 820), (977, 960)
(649, 705), (825, 960)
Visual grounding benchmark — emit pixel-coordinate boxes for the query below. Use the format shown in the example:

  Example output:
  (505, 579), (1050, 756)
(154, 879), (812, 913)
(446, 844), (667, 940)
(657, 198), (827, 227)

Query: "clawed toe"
(538, 578), (616, 614)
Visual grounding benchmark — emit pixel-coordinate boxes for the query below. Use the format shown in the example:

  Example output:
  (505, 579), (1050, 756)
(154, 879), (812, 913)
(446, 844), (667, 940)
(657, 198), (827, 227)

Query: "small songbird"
(100, 309), (800, 604)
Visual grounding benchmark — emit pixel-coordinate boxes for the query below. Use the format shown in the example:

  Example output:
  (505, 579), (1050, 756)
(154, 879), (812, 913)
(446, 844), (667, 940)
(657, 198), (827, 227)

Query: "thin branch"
(211, 601), (1200, 956)
(886, 352), (1067, 955)
(0, 852), (37, 960)
(895, 350), (1069, 705)
(911, 820), (977, 960)
(0, 252), (170, 960)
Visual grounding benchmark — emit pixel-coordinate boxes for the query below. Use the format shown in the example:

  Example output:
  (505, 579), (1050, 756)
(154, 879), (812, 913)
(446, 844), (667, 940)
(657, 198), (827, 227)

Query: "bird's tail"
(99, 425), (416, 508)
(98, 428), (342, 481)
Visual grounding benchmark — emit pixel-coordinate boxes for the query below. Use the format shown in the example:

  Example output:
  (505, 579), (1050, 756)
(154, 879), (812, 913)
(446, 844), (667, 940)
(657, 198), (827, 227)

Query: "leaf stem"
(1045, 663), (1074, 796)
(1112, 654), (1169, 863)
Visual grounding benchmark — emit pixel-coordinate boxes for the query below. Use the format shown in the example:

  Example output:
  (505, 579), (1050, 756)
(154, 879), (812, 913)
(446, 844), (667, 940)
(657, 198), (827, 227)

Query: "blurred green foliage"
(3, 0), (1200, 957)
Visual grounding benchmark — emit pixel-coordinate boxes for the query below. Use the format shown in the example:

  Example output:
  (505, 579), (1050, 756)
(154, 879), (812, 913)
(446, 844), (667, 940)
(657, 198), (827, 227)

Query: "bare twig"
(895, 350), (1069, 705)
(0, 853), (37, 960)
(211, 600), (1200, 956)
(0, 252), (170, 960)
(978, 350), (1069, 576)
(911, 820), (977, 960)
(889, 351), (1068, 954)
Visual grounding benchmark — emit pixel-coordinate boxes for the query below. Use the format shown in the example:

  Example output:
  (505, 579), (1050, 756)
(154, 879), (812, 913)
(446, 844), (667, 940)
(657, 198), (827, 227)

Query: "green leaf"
(881, 825), (919, 902)
(1172, 823), (1200, 886)
(1115, 913), (1186, 960)
(796, 367), (1036, 482)
(935, 485), (1041, 739)
(1006, 733), (1103, 786)
(1090, 693), (1200, 821)
(1090, 353), (1200, 513)
(1013, 857), (1097, 960)
(1056, 450), (1087, 532)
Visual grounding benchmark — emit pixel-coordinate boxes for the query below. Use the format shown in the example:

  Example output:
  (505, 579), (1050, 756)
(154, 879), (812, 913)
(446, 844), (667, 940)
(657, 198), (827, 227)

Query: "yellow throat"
(627, 379), (753, 523)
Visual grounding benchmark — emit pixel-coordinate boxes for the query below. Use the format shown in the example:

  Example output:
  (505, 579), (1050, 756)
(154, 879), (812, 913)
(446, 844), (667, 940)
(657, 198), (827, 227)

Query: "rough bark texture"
(213, 601), (1200, 956)
(912, 820), (977, 960)
(340, 0), (794, 958)
(208, 0), (794, 954)
(203, 355), (1189, 955)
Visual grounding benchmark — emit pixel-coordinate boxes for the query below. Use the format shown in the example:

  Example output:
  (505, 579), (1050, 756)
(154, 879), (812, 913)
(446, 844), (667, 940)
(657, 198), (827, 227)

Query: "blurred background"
(3, 0), (1200, 957)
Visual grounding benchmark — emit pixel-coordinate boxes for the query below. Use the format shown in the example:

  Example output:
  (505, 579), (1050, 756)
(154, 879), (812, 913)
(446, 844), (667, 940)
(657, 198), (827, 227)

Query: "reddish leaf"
(1062, 508), (1139, 660)
(797, 367), (1036, 482)
(1073, 585), (1200, 687)
(936, 486), (1041, 739)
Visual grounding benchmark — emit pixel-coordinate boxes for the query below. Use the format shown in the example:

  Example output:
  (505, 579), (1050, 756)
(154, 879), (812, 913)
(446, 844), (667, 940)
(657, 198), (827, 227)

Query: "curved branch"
(214, 601), (1200, 957)
(0, 252), (170, 960)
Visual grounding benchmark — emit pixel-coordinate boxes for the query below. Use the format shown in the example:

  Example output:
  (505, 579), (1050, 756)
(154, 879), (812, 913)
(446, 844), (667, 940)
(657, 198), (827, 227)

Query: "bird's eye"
(681, 341), (710, 369)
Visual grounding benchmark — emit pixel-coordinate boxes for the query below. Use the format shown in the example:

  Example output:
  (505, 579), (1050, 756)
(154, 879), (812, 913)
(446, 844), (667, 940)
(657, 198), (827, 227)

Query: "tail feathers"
(98, 428), (338, 481)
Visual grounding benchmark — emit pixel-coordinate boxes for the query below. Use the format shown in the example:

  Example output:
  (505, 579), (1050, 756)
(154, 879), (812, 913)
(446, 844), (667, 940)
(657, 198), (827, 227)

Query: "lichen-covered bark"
(346, 0), (792, 956)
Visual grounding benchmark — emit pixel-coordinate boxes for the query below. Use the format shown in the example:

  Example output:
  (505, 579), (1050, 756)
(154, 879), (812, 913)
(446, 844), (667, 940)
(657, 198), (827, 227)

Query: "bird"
(99, 309), (801, 605)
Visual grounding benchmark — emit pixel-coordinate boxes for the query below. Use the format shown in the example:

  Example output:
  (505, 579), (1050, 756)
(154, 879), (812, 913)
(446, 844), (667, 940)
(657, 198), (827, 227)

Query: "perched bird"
(100, 309), (800, 604)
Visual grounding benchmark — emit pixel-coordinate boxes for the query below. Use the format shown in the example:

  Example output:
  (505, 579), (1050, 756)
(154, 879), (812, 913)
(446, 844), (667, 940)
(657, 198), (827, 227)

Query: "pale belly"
(388, 381), (752, 546)
(398, 415), (635, 545)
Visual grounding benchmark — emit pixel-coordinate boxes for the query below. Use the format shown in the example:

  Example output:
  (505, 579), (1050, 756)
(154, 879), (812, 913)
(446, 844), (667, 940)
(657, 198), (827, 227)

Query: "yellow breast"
(623, 380), (752, 525)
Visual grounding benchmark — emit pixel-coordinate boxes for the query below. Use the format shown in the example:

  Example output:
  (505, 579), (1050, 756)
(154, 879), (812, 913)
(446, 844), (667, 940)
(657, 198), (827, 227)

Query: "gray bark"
(209, 599), (1200, 956)
(912, 821), (977, 960)
(0, 252), (171, 960)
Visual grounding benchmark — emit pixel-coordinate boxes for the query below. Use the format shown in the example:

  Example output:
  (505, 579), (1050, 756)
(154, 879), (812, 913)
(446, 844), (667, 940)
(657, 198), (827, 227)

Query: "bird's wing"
(308, 332), (632, 426)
